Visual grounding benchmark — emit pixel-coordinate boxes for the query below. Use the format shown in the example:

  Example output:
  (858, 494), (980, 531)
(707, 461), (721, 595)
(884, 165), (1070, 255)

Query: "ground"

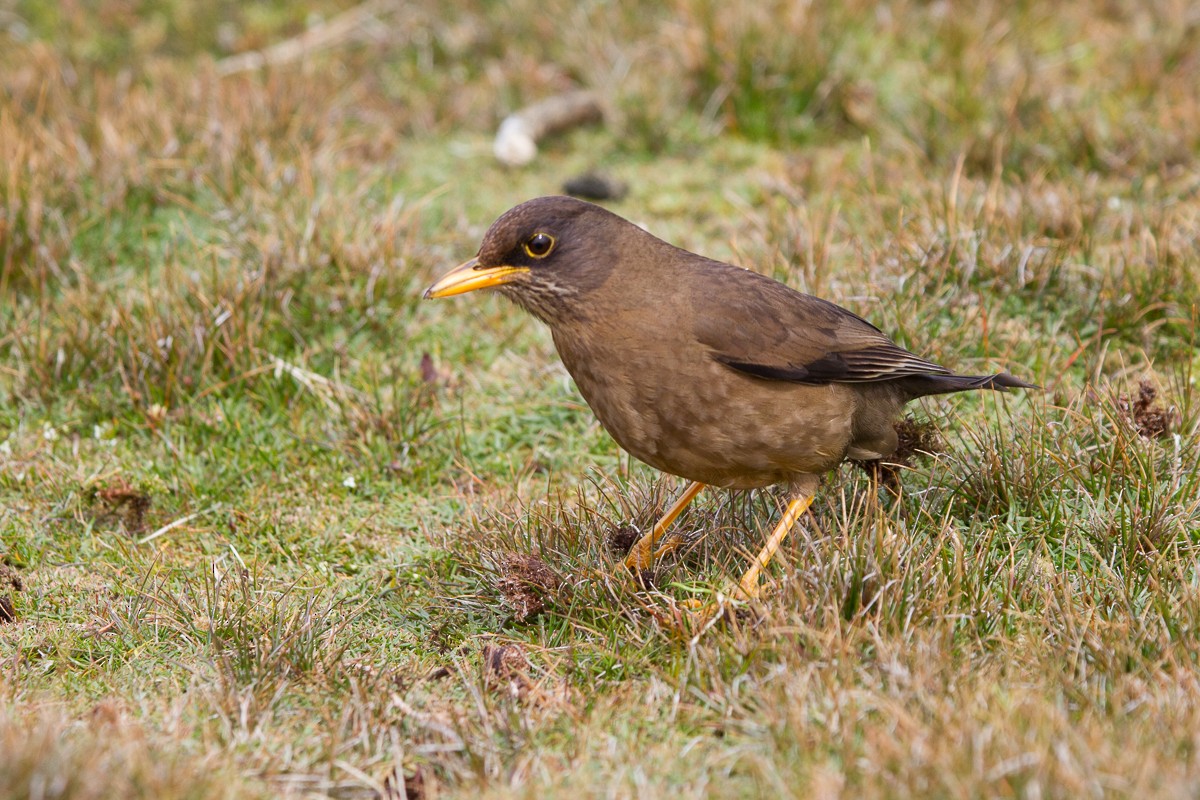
(2, 1), (1200, 797)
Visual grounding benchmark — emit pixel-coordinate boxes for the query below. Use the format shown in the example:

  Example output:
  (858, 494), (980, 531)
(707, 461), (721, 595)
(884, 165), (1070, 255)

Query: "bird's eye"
(524, 232), (555, 258)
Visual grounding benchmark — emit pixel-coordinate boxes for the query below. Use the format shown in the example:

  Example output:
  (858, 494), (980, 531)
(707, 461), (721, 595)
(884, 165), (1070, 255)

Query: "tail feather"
(901, 371), (1039, 398)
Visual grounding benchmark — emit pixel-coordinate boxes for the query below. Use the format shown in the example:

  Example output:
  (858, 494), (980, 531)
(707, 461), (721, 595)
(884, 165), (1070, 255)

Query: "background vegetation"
(2, 0), (1199, 796)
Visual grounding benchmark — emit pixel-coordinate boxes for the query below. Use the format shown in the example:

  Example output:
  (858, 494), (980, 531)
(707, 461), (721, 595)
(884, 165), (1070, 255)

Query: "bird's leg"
(673, 491), (814, 627)
(729, 492), (813, 601)
(623, 480), (706, 572)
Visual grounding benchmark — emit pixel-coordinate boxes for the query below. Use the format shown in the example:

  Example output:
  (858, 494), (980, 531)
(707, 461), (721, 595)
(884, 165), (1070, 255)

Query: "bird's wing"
(690, 263), (951, 385)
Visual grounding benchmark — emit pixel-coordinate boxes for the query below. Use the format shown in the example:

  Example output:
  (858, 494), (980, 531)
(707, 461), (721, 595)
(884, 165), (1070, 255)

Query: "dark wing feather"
(689, 261), (951, 385)
(715, 344), (951, 384)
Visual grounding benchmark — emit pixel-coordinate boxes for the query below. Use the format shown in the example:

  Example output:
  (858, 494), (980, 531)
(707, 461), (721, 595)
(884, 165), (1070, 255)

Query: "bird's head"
(424, 196), (625, 325)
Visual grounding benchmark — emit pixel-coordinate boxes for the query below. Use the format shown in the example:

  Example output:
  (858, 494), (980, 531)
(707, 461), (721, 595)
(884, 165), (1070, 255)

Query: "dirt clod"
(92, 480), (152, 532)
(419, 351), (452, 388)
(853, 417), (944, 489)
(0, 562), (22, 624)
(606, 523), (641, 556)
(1117, 379), (1178, 439)
(894, 417), (945, 460)
(385, 765), (429, 800)
(495, 552), (563, 622)
(632, 567), (661, 592)
(482, 643), (533, 697)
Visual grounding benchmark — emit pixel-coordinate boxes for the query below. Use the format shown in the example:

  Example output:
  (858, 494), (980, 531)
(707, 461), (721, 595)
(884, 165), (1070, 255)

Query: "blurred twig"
(216, 0), (394, 76)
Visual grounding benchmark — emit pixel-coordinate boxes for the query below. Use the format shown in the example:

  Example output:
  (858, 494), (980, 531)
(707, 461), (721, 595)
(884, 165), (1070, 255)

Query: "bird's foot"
(648, 597), (723, 634)
(621, 533), (684, 575)
(619, 481), (708, 575)
(649, 590), (757, 634)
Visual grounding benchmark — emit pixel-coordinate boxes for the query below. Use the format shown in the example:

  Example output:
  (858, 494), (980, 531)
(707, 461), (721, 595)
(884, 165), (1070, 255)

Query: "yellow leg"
(674, 491), (815, 627)
(622, 480), (706, 572)
(729, 492), (813, 601)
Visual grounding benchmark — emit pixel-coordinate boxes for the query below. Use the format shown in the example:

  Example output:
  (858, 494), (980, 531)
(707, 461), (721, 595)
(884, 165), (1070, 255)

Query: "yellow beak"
(423, 258), (530, 299)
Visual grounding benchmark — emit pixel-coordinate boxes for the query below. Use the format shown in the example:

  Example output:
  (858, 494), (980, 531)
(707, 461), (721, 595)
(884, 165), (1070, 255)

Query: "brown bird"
(425, 196), (1034, 617)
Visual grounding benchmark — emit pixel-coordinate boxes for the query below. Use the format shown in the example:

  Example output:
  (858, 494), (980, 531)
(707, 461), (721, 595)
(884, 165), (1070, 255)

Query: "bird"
(425, 196), (1035, 620)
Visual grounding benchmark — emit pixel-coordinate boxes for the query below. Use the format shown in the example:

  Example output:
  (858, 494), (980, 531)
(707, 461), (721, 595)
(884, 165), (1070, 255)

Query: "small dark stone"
(563, 172), (628, 201)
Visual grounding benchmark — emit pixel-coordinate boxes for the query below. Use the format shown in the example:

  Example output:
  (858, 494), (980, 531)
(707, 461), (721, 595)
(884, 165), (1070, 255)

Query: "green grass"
(3, 0), (1200, 797)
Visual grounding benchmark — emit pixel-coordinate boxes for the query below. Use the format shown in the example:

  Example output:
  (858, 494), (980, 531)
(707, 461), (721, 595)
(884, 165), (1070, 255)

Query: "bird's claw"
(648, 593), (755, 634)
(648, 598), (721, 633)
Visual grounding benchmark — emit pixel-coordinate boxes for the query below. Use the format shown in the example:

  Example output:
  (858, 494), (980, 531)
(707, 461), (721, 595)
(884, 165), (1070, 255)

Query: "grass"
(2, 0), (1200, 796)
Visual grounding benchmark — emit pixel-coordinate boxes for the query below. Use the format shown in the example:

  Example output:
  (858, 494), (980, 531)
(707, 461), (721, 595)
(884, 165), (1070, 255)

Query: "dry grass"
(0, 707), (265, 799)
(3, 0), (1200, 797)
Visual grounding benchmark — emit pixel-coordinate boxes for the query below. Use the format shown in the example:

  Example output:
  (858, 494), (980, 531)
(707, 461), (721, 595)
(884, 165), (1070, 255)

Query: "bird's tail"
(902, 372), (1039, 398)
